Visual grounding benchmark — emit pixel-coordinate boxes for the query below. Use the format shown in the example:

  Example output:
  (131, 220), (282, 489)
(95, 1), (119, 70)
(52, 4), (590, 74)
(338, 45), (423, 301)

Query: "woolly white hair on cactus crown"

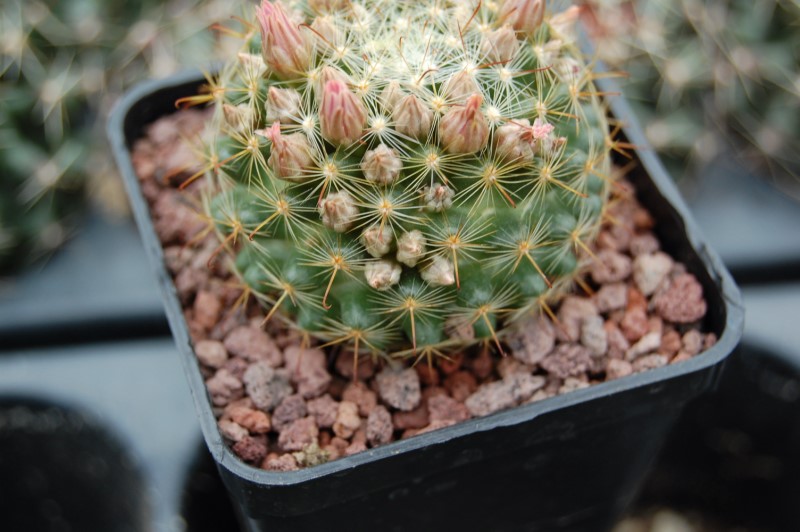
(204, 0), (613, 358)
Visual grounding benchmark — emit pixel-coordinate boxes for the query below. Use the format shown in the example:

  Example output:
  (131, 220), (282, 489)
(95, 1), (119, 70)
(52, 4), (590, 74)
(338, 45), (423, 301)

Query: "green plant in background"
(0, 0), (235, 275)
(583, 0), (800, 186)
(202, 0), (614, 362)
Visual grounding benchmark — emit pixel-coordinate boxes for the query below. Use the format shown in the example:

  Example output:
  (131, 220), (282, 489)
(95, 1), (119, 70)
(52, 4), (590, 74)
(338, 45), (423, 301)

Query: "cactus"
(583, 0), (800, 184)
(201, 0), (613, 362)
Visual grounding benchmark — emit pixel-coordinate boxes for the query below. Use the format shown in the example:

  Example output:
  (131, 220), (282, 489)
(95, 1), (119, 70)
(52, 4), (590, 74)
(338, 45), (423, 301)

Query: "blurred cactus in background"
(583, 0), (800, 189)
(202, 0), (614, 362)
(0, 0), (236, 275)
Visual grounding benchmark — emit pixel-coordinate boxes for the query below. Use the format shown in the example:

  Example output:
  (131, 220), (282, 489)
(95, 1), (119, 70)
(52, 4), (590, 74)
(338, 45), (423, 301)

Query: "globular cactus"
(583, 0), (800, 184)
(202, 0), (613, 361)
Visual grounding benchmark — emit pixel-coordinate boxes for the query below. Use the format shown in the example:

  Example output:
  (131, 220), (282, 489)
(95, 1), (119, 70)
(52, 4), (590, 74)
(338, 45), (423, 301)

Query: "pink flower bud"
(531, 117), (555, 140)
(393, 94), (433, 139)
(319, 190), (358, 232)
(310, 15), (341, 49)
(421, 256), (455, 286)
(499, 0), (546, 35)
(361, 144), (402, 185)
(361, 225), (393, 257)
(480, 25), (520, 64)
(444, 71), (481, 104)
(259, 122), (313, 181)
(439, 93), (489, 154)
(422, 183), (454, 212)
(365, 260), (401, 291)
(495, 119), (535, 163)
(266, 87), (301, 124)
(320, 79), (367, 145)
(256, 0), (310, 79)
(396, 230), (426, 267)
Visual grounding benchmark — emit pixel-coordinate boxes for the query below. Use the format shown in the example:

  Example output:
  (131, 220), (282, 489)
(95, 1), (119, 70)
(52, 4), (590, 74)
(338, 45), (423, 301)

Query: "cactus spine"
(203, 0), (613, 361)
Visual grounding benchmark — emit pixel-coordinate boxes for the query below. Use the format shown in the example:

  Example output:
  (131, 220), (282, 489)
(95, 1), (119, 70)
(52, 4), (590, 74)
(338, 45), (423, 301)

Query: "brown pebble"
(671, 352), (693, 364)
(581, 315), (608, 357)
(621, 307), (649, 343)
(333, 401), (362, 439)
(630, 233), (660, 256)
(659, 330), (682, 358)
(224, 326), (283, 366)
(206, 368), (243, 407)
(470, 348), (494, 380)
(633, 252), (673, 296)
(605, 321), (630, 359)
(682, 329), (704, 357)
(278, 416), (319, 451)
(590, 249), (632, 284)
(342, 381), (378, 416)
(376, 367), (421, 411)
(392, 404), (430, 430)
(465, 373), (545, 417)
(366, 406), (393, 447)
(226, 403), (271, 434)
(218, 419), (248, 442)
(427, 395), (470, 424)
(415, 363), (440, 386)
(625, 331), (662, 361)
(444, 371), (478, 402)
(263, 453), (299, 471)
(632, 354), (669, 372)
(507, 315), (556, 365)
(703, 333), (717, 350)
(242, 362), (292, 412)
(334, 351), (375, 380)
(272, 394), (308, 431)
(193, 291), (222, 331)
(606, 359), (633, 380)
(556, 297), (599, 342)
(654, 274), (707, 323)
(232, 435), (268, 464)
(284, 346), (331, 399)
(595, 283), (628, 313)
(195, 340), (228, 369)
(438, 352), (464, 375)
(307, 394), (339, 429)
(540, 344), (593, 379)
(496, 357), (534, 379)
(559, 377), (590, 395)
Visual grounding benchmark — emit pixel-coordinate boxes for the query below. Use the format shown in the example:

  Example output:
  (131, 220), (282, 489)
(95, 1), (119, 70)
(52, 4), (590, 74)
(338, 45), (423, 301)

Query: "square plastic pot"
(108, 70), (744, 532)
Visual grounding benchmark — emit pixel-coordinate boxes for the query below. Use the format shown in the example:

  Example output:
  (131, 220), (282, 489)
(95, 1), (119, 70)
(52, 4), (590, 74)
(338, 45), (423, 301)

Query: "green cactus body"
(204, 0), (612, 360)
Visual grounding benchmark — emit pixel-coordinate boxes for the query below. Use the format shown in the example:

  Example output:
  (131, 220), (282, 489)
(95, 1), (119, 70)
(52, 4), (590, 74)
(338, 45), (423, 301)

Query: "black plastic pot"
(108, 70), (743, 532)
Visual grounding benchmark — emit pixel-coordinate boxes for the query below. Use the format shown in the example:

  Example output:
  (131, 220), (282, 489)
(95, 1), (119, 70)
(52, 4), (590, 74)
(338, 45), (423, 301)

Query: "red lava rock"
(659, 329), (683, 359)
(580, 315), (608, 357)
(654, 274), (707, 323)
(627, 287), (648, 311)
(278, 416), (319, 451)
(648, 316), (663, 335)
(345, 440), (368, 456)
(174, 267), (208, 304)
(223, 357), (249, 380)
(604, 321), (630, 359)
(682, 329), (704, 357)
(272, 394), (308, 431)
(416, 419), (457, 435)
(263, 453), (299, 471)
(496, 357), (534, 379)
(332, 401), (362, 439)
(225, 401), (271, 434)
(438, 352), (464, 375)
(153, 191), (205, 245)
(621, 307), (649, 343)
(632, 207), (655, 230)
(224, 326), (283, 366)
(625, 331), (662, 361)
(630, 233), (660, 256)
(376, 367), (421, 411)
(206, 368), (243, 407)
(443, 371), (478, 402)
(703, 333), (717, 350)
(210, 309), (248, 342)
(595, 283), (628, 313)
(334, 351), (375, 380)
(366, 405), (393, 447)
(232, 435), (268, 464)
(422, 386), (448, 401)
(633, 252), (673, 296)
(606, 359), (633, 380)
(163, 246), (192, 274)
(218, 419), (248, 442)
(632, 354), (669, 372)
(242, 362), (292, 412)
(590, 249), (632, 284)
(195, 340), (228, 369)
(465, 373), (545, 417)
(444, 316), (476, 343)
(284, 346), (331, 399)
(557, 297), (600, 342)
(470, 348), (494, 380)
(392, 404), (430, 430)
(540, 344), (593, 379)
(342, 381), (378, 416)
(307, 394), (339, 429)
(193, 290), (222, 331)
(415, 363), (440, 386)
(507, 315), (556, 365)
(671, 352), (693, 364)
(427, 395), (470, 424)
(559, 377), (589, 394)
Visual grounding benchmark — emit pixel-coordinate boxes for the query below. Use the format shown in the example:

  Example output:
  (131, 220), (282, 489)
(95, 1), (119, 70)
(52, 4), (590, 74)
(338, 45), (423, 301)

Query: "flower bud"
(444, 71), (481, 104)
(361, 144), (402, 185)
(499, 0), (546, 35)
(310, 15), (341, 49)
(396, 230), (426, 267)
(237, 52), (267, 76)
(361, 225), (393, 257)
(421, 256), (455, 286)
(223, 103), (254, 132)
(549, 6), (580, 43)
(309, 0), (345, 14)
(495, 119), (535, 163)
(439, 93), (489, 154)
(319, 190), (358, 232)
(531, 117), (555, 140)
(379, 81), (403, 113)
(266, 86), (301, 124)
(422, 183), (454, 212)
(259, 122), (313, 181)
(256, 0), (310, 79)
(365, 260), (402, 291)
(393, 94), (433, 139)
(480, 25), (520, 64)
(320, 79), (367, 145)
